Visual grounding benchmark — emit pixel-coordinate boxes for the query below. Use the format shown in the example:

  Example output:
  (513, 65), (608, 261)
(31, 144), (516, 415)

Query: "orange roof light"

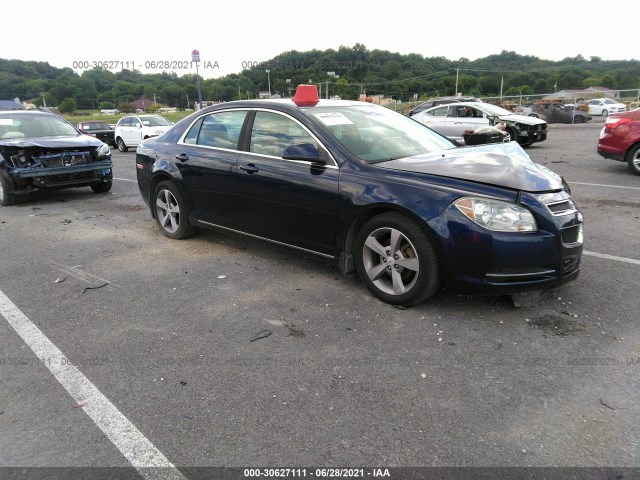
(293, 84), (319, 107)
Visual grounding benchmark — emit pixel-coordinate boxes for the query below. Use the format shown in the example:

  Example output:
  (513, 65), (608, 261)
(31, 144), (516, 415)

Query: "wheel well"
(340, 206), (440, 275)
(625, 141), (640, 161)
(148, 173), (175, 218)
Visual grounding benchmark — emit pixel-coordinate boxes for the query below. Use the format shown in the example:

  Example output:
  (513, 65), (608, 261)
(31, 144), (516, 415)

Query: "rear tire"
(626, 144), (640, 176)
(117, 137), (128, 152)
(0, 175), (17, 206)
(152, 181), (197, 239)
(354, 212), (440, 306)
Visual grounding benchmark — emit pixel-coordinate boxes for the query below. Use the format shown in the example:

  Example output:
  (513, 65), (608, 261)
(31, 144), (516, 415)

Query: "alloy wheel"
(361, 227), (420, 296)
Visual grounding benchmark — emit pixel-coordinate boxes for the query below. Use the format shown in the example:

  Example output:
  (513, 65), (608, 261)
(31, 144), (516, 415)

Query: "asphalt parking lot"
(1, 122), (639, 478)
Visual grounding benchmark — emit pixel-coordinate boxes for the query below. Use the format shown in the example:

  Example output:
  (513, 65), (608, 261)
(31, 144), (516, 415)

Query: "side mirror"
(282, 143), (325, 164)
(138, 124), (142, 129)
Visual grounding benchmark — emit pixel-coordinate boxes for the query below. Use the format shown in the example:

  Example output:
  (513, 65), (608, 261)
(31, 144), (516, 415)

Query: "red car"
(597, 108), (640, 175)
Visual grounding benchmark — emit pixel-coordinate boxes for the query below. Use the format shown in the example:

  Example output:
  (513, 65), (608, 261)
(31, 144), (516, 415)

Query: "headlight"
(97, 143), (110, 159)
(454, 197), (537, 232)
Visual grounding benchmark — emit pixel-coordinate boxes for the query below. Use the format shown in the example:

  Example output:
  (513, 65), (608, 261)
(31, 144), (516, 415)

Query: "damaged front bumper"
(5, 160), (113, 192)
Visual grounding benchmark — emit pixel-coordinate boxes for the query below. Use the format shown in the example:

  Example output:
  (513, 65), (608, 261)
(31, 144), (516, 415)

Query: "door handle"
(239, 164), (259, 174)
(175, 153), (189, 162)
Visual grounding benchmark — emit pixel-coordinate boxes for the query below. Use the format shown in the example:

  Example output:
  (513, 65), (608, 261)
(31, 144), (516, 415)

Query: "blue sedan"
(135, 85), (583, 305)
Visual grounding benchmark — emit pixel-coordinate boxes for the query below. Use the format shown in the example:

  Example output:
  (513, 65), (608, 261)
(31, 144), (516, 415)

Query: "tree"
(58, 98), (76, 114)
(117, 102), (135, 113)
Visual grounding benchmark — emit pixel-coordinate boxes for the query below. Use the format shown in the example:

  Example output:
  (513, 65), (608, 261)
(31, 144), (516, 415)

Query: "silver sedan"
(412, 102), (548, 146)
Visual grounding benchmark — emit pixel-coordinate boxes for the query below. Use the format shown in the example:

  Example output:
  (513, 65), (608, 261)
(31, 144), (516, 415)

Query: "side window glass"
(431, 107), (448, 117)
(131, 119), (140, 128)
(250, 111), (317, 158)
(183, 117), (203, 144)
(196, 111), (245, 150)
(120, 118), (131, 127)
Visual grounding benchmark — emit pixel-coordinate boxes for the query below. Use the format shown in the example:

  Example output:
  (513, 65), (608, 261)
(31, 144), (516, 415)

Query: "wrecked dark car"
(77, 121), (117, 147)
(530, 103), (591, 124)
(0, 111), (113, 206)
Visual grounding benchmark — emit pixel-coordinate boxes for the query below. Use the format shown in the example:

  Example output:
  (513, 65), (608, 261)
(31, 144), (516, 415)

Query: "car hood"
(497, 113), (547, 125)
(0, 135), (104, 149)
(376, 141), (564, 192)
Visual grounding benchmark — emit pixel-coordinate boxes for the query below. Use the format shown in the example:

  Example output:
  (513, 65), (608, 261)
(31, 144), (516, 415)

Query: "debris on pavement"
(599, 398), (616, 410)
(54, 277), (66, 283)
(82, 282), (108, 294)
(250, 329), (272, 342)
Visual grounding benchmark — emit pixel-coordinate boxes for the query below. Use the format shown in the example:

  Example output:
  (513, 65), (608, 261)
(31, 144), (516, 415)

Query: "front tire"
(601, 109), (608, 117)
(152, 181), (197, 239)
(0, 175), (17, 206)
(91, 181), (112, 193)
(506, 128), (517, 143)
(626, 144), (640, 176)
(354, 213), (440, 305)
(116, 137), (128, 152)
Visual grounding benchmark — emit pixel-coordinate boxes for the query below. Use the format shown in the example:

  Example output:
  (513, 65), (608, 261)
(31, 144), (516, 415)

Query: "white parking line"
(115, 177), (137, 183)
(584, 250), (640, 266)
(572, 182), (640, 191)
(0, 289), (186, 479)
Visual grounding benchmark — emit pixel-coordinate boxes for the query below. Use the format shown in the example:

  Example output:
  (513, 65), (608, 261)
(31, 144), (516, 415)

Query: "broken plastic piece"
(250, 329), (272, 342)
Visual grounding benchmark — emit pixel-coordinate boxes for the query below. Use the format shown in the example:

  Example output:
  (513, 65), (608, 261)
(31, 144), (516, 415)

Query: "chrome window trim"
(177, 107), (338, 167)
(177, 108), (247, 152)
(248, 108), (338, 167)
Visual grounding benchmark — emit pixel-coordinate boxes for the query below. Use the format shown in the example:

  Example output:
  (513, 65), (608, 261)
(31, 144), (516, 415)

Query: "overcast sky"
(2, 0), (637, 80)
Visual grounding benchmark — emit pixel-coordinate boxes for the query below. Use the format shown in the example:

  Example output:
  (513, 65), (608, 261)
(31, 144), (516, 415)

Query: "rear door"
(174, 109), (247, 227)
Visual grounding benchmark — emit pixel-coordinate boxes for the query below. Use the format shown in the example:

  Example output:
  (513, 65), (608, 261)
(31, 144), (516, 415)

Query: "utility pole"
(455, 68), (459, 96)
(266, 69), (271, 98)
(499, 76), (504, 101)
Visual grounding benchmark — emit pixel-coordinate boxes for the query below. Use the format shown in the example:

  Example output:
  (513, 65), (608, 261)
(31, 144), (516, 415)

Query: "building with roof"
(0, 99), (25, 110)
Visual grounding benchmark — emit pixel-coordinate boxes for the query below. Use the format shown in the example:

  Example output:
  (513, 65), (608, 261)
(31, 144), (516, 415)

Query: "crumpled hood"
(0, 135), (103, 149)
(498, 113), (547, 125)
(376, 141), (563, 192)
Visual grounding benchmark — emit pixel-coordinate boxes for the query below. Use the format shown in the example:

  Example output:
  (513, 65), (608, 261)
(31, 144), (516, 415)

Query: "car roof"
(0, 110), (59, 118)
(190, 98), (371, 116)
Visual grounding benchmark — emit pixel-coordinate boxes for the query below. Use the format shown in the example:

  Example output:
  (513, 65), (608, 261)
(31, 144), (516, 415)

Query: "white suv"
(114, 114), (173, 152)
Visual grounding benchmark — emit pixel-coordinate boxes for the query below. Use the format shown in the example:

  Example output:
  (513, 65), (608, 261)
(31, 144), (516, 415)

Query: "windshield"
(0, 115), (78, 139)
(305, 105), (455, 164)
(476, 104), (513, 116)
(81, 122), (110, 130)
(602, 98), (620, 105)
(141, 116), (172, 127)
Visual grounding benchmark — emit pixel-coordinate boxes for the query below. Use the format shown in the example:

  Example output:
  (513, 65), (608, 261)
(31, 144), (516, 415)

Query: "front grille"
(547, 200), (576, 215)
(561, 226), (581, 244)
(562, 255), (581, 275)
